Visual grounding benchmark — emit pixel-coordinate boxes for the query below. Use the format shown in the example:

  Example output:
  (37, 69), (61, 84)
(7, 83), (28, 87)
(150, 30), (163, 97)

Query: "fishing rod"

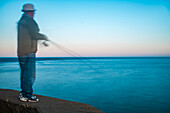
(41, 40), (102, 73)
(49, 40), (82, 58)
(50, 41), (83, 58)
(42, 40), (90, 64)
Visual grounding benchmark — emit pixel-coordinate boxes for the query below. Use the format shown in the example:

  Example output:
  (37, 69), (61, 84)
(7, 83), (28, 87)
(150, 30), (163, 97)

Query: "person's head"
(22, 3), (36, 18)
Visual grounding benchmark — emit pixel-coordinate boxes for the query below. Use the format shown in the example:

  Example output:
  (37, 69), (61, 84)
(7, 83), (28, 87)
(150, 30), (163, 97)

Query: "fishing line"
(43, 40), (103, 74)
(49, 40), (81, 58)
(50, 41), (83, 58)
(49, 40), (92, 65)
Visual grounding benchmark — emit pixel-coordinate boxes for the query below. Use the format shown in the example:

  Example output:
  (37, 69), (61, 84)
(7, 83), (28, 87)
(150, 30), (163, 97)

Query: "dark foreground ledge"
(0, 89), (103, 113)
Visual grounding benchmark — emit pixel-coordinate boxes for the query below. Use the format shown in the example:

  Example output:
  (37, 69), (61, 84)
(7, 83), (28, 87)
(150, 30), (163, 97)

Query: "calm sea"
(0, 57), (170, 113)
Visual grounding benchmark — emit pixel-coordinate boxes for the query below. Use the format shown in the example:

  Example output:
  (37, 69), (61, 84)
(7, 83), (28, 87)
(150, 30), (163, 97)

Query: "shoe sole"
(20, 99), (39, 102)
(28, 100), (39, 103)
(19, 99), (28, 102)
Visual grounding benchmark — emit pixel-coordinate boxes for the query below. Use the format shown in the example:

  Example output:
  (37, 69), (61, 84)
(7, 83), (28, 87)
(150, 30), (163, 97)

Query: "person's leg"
(19, 53), (35, 98)
(27, 53), (39, 102)
(19, 55), (29, 97)
(19, 53), (39, 102)
(29, 53), (36, 86)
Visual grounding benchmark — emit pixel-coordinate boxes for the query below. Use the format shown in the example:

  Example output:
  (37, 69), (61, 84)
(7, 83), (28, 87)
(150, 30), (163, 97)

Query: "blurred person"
(17, 3), (48, 102)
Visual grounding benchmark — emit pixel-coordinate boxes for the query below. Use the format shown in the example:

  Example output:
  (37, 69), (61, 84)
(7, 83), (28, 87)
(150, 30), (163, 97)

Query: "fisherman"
(17, 3), (48, 102)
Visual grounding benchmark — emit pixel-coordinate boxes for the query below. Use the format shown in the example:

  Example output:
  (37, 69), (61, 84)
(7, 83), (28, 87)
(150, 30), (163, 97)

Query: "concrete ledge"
(0, 89), (104, 113)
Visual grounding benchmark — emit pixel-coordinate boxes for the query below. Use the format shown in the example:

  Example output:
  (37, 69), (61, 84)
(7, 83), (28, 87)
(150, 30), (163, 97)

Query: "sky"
(0, 0), (170, 57)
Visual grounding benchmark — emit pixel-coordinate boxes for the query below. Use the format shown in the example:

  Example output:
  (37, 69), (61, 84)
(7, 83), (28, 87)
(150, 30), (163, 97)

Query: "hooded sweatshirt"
(17, 13), (46, 56)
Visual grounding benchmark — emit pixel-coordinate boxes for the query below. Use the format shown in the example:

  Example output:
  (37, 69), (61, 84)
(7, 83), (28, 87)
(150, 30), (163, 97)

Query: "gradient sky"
(0, 0), (170, 57)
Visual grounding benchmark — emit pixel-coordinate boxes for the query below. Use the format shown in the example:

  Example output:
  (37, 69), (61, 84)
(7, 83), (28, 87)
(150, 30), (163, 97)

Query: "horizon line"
(0, 56), (170, 58)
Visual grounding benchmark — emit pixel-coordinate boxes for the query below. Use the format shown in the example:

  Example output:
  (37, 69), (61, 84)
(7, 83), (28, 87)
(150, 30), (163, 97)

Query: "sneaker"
(28, 96), (39, 103)
(19, 93), (28, 102)
(19, 93), (37, 102)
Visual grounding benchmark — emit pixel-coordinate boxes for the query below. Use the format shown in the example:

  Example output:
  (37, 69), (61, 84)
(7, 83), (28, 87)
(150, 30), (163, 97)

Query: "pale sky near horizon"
(0, 0), (170, 57)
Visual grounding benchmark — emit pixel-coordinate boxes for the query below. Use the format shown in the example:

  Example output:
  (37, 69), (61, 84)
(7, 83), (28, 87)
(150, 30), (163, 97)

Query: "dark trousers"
(18, 53), (36, 98)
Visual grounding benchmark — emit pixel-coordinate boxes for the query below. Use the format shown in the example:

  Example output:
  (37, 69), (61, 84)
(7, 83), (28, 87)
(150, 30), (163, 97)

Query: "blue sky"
(0, 0), (170, 57)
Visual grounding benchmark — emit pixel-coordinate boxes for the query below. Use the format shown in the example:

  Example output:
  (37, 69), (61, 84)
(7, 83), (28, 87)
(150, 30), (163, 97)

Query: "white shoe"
(19, 93), (28, 102)
(28, 97), (39, 102)
(19, 93), (37, 102)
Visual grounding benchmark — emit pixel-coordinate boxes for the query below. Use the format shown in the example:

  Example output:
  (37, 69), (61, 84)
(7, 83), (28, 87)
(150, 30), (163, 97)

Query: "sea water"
(0, 57), (170, 113)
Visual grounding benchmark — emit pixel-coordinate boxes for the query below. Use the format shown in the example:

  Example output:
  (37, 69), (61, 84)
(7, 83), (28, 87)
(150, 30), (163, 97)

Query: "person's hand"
(42, 41), (49, 47)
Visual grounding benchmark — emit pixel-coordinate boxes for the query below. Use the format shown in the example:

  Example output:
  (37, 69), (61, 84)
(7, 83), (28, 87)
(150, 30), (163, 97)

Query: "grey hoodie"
(17, 13), (46, 56)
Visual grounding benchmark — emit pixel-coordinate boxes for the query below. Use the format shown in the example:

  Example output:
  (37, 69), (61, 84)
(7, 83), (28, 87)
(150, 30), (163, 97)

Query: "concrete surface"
(0, 89), (104, 113)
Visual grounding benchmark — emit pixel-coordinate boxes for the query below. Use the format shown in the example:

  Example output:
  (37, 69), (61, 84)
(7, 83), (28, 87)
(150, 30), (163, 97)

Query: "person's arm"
(37, 33), (49, 41)
(26, 19), (48, 41)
